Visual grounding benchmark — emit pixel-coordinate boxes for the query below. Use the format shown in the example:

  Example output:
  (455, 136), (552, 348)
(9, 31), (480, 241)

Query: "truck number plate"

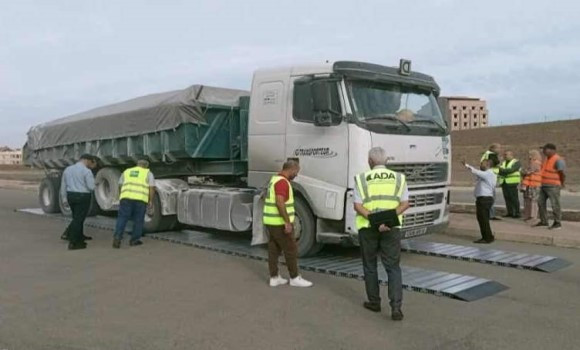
(405, 227), (428, 238)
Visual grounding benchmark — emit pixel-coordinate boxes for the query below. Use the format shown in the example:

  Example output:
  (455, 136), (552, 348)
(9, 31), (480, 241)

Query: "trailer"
(25, 60), (452, 257)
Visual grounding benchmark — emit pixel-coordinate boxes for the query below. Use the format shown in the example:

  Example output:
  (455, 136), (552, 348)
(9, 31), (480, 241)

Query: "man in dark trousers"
(462, 159), (497, 243)
(498, 151), (522, 218)
(60, 154), (98, 250)
(354, 147), (410, 321)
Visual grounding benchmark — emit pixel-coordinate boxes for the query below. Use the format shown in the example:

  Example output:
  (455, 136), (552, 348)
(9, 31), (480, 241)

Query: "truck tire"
(39, 176), (61, 214)
(95, 167), (122, 211)
(143, 192), (177, 233)
(59, 190), (100, 217)
(294, 196), (324, 257)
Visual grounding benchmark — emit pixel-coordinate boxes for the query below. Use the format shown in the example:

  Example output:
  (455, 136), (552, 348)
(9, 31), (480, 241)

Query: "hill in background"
(451, 119), (579, 187)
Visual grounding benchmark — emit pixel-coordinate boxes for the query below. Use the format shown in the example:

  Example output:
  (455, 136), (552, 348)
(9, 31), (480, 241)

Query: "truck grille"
(408, 193), (444, 208)
(388, 163), (448, 185)
(403, 210), (440, 227)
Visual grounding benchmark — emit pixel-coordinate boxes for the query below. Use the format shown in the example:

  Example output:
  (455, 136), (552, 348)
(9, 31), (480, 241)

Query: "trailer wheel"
(95, 167), (122, 211)
(294, 197), (324, 257)
(59, 190), (100, 217)
(39, 176), (61, 214)
(143, 192), (177, 233)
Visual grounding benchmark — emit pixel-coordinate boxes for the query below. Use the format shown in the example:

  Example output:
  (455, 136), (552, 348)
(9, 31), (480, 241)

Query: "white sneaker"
(269, 275), (288, 287)
(290, 276), (313, 288)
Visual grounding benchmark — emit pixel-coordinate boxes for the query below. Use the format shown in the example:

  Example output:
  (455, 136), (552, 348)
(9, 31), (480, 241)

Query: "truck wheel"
(39, 176), (61, 214)
(59, 191), (100, 217)
(294, 197), (324, 257)
(143, 192), (177, 233)
(95, 167), (122, 211)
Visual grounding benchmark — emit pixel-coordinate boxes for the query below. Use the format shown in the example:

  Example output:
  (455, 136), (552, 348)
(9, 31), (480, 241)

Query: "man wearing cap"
(112, 159), (156, 248)
(535, 143), (566, 230)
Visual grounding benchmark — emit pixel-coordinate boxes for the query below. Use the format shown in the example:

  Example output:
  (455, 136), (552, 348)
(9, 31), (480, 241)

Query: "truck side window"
(293, 80), (341, 123)
(293, 82), (315, 123)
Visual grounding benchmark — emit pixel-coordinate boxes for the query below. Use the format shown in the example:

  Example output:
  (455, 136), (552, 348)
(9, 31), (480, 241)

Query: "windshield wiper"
(410, 118), (447, 133)
(363, 114), (411, 132)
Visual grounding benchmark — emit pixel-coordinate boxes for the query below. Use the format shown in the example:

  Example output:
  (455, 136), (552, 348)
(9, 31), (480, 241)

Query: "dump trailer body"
(25, 85), (250, 177)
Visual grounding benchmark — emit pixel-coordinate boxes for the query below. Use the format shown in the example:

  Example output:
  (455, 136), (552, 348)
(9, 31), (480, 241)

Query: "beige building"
(439, 97), (489, 131)
(0, 147), (23, 165)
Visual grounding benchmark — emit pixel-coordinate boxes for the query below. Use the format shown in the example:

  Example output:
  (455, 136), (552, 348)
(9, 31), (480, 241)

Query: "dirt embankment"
(0, 165), (44, 191)
(451, 119), (579, 188)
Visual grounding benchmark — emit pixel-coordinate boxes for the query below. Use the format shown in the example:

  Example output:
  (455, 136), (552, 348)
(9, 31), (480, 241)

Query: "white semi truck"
(26, 60), (451, 257)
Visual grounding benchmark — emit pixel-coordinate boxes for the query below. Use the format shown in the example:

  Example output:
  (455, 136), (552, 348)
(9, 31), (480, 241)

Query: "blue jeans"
(114, 199), (147, 242)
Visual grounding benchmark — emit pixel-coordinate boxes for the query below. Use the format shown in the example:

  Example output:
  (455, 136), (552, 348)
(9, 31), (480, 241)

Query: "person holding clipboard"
(354, 147), (410, 321)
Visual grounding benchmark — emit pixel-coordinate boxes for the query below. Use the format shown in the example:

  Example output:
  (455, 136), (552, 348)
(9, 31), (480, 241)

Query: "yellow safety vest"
(263, 175), (295, 226)
(120, 166), (151, 203)
(499, 159), (521, 185)
(481, 150), (494, 162)
(355, 167), (406, 230)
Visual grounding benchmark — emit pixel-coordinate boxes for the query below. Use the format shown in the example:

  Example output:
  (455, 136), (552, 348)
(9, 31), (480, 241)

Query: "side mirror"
(311, 80), (341, 127)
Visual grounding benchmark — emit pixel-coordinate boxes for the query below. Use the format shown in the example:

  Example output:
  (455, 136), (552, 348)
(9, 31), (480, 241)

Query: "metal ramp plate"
(17, 209), (507, 301)
(150, 230), (507, 302)
(401, 239), (571, 273)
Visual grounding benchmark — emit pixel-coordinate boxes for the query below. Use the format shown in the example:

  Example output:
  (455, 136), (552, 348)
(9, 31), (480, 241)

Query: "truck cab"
(247, 61), (451, 255)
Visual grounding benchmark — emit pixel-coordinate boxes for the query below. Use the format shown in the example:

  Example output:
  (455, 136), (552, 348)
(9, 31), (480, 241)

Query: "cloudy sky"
(1, 0), (579, 147)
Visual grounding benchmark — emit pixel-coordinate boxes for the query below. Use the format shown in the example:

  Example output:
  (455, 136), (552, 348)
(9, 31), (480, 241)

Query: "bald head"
(137, 159), (150, 168)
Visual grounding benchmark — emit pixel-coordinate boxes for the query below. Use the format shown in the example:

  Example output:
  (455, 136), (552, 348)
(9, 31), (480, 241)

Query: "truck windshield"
(347, 81), (448, 136)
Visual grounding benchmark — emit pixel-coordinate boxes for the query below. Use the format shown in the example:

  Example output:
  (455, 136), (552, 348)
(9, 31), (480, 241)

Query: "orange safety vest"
(522, 160), (542, 188)
(541, 154), (562, 186)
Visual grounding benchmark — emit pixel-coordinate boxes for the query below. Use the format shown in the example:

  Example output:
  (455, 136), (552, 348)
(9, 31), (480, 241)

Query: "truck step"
(18, 208), (507, 301)
(401, 239), (571, 273)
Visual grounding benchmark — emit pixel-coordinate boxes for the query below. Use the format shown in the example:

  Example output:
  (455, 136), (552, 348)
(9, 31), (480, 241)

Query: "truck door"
(285, 77), (349, 220)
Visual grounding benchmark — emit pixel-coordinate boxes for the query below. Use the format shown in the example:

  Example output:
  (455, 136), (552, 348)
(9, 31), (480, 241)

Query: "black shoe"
(363, 302), (381, 313)
(490, 217), (502, 221)
(473, 239), (491, 244)
(533, 222), (549, 227)
(112, 239), (121, 249)
(129, 240), (143, 247)
(82, 235), (93, 241)
(68, 242), (87, 250)
(391, 308), (404, 321)
(549, 222), (562, 230)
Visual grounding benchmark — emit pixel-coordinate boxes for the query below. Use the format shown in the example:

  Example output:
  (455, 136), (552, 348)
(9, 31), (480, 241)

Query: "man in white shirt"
(462, 159), (497, 243)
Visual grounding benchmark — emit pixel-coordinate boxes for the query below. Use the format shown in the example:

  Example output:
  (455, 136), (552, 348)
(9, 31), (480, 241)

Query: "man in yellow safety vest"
(112, 159), (155, 248)
(354, 147), (410, 321)
(498, 151), (522, 218)
(264, 159), (313, 288)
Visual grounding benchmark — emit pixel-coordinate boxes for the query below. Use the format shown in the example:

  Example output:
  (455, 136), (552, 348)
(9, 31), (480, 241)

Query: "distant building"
(0, 147), (23, 165)
(439, 96), (489, 131)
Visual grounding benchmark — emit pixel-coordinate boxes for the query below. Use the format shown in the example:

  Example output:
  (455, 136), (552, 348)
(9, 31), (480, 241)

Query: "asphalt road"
(1, 188), (580, 350)
(451, 187), (580, 210)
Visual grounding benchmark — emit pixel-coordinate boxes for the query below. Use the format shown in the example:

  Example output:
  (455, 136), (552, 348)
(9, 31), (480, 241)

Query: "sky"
(1, 0), (579, 148)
